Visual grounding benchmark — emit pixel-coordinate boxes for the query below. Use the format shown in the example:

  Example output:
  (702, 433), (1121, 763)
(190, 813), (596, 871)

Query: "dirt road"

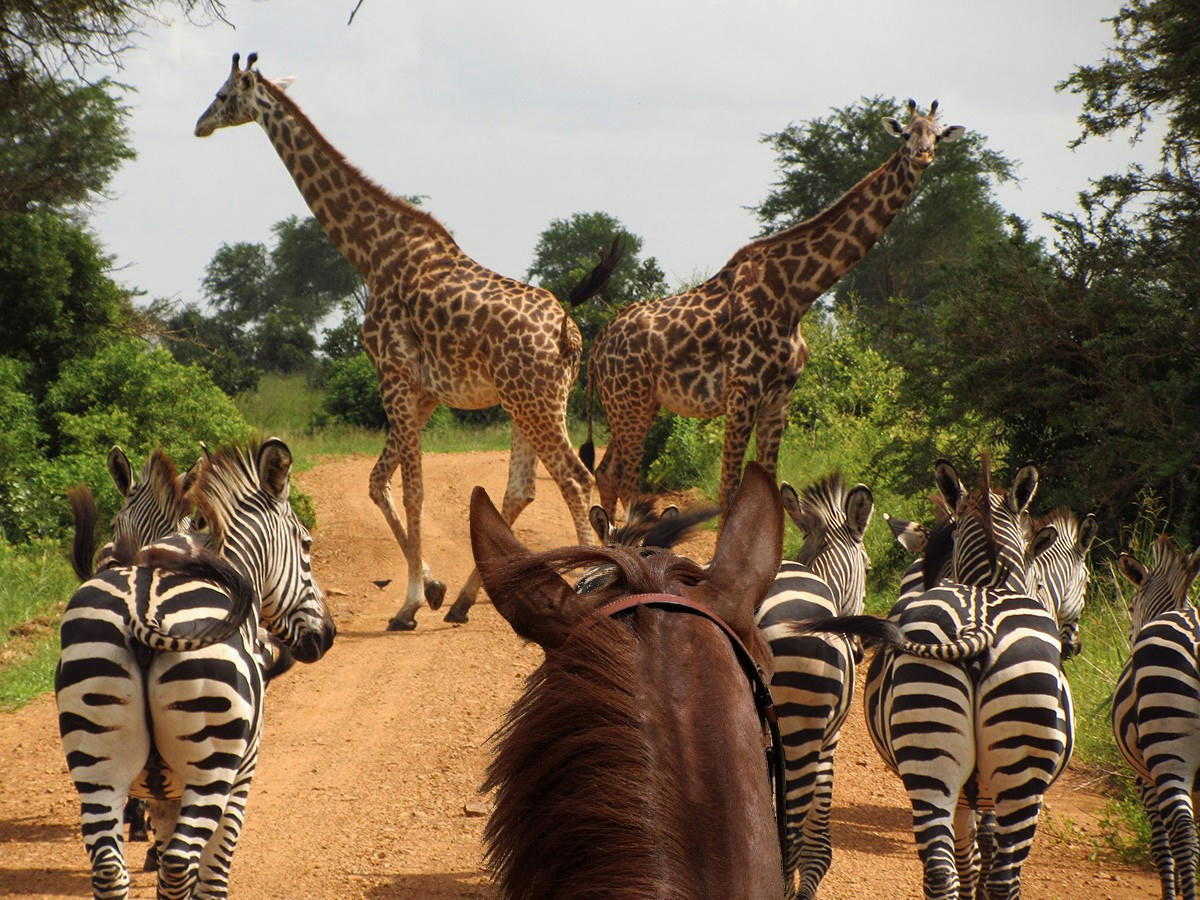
(0, 450), (1157, 898)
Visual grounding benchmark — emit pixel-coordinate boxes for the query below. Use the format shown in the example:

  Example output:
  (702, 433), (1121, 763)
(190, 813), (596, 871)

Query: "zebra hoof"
(425, 580), (447, 611)
(386, 615), (417, 632)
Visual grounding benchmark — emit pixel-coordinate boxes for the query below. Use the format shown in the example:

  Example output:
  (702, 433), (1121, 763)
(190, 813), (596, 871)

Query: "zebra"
(1112, 535), (1200, 900)
(754, 474), (873, 899)
(801, 458), (1067, 899)
(56, 438), (336, 900)
(1029, 508), (1098, 660)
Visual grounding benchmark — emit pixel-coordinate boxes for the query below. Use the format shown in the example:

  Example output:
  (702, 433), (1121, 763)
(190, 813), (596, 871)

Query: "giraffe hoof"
(386, 615), (417, 632)
(424, 580), (447, 611)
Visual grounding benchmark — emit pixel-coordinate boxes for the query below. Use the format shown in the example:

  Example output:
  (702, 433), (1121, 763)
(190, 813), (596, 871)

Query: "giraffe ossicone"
(196, 52), (621, 629)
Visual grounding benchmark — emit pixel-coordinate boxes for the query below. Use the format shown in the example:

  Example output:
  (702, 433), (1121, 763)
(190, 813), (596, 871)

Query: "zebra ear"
(257, 438), (293, 501)
(779, 483), (804, 530)
(885, 513), (928, 554)
(845, 484), (874, 541)
(588, 506), (611, 544)
(1117, 552), (1148, 588)
(1078, 514), (1099, 554)
(108, 445), (134, 497)
(1010, 463), (1039, 514)
(934, 460), (962, 511)
(1028, 524), (1058, 562)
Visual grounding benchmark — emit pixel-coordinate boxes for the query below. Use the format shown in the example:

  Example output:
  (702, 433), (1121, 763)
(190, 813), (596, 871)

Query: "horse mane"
(922, 517), (956, 590)
(482, 541), (746, 897)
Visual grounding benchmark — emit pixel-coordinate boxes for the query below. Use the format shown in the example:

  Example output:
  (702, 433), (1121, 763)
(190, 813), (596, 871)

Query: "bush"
(0, 339), (254, 541)
(321, 352), (386, 430)
(643, 414), (723, 492)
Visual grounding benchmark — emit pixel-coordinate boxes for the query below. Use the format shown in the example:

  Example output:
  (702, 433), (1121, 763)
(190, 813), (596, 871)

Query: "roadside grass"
(0, 540), (73, 710)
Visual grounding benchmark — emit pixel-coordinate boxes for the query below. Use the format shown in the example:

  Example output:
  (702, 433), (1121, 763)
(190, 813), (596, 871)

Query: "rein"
(579, 591), (789, 871)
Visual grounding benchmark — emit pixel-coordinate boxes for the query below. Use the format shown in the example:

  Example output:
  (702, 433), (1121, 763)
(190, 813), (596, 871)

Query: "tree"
(525, 211), (667, 344)
(878, 1), (1200, 542)
(0, 76), (134, 213)
(753, 96), (1017, 313)
(163, 304), (262, 395)
(201, 241), (273, 327)
(270, 215), (366, 323)
(0, 211), (129, 396)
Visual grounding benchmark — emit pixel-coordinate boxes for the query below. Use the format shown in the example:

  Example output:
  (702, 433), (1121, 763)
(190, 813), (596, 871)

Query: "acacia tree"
(753, 96), (1016, 313)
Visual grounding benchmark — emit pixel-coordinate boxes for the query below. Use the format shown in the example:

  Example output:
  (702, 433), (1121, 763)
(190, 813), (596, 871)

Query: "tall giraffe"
(196, 53), (617, 629)
(583, 99), (964, 520)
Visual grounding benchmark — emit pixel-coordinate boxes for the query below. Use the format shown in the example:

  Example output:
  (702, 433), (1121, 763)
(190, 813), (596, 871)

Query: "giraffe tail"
(579, 353), (595, 473)
(565, 235), (626, 311)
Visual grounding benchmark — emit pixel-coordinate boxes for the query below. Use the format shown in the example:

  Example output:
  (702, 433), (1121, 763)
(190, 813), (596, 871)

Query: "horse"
(472, 461), (787, 899)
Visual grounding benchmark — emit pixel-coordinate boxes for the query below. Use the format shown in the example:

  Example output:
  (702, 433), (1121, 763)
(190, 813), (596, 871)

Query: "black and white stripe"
(56, 438), (335, 900)
(1113, 535), (1200, 900)
(754, 474), (872, 899)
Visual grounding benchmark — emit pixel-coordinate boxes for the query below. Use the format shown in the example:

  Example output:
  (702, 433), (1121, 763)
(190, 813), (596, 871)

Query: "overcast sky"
(89, 0), (1150, 307)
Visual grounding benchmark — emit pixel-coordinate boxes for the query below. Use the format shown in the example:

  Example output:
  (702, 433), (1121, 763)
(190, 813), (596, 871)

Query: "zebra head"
(107, 446), (190, 554)
(933, 456), (1058, 593)
(1031, 510), (1098, 659)
(191, 438), (336, 663)
(1117, 534), (1200, 639)
(781, 474), (874, 615)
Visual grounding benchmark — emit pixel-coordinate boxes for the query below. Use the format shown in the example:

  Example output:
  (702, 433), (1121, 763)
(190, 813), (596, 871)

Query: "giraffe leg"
(718, 391), (756, 518)
(597, 400), (657, 520)
(372, 394), (443, 630)
(752, 395), (789, 483)
(445, 423), (541, 623)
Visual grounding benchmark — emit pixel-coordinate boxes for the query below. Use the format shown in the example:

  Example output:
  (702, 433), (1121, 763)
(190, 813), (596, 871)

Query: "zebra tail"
(66, 486), (99, 581)
(128, 546), (258, 652)
(789, 615), (993, 661)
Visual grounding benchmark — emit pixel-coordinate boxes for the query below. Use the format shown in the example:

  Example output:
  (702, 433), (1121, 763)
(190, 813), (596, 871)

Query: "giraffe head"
(195, 52), (292, 137)
(882, 99), (964, 169)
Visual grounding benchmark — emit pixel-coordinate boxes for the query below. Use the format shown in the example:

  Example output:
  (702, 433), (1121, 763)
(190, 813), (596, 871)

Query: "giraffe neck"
(251, 75), (459, 279)
(736, 150), (922, 316)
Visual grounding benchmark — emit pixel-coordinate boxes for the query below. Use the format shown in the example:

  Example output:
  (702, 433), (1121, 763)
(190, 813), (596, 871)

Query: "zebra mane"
(960, 453), (1000, 572)
(791, 473), (848, 567)
(1033, 508), (1079, 548)
(139, 448), (185, 519)
(189, 440), (269, 552)
(1150, 533), (1200, 606)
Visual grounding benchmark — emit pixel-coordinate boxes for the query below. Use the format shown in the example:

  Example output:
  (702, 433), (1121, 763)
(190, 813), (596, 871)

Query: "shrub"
(643, 414), (723, 492)
(321, 352), (386, 430)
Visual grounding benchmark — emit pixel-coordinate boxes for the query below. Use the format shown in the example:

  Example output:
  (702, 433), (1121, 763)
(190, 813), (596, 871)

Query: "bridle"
(578, 592), (789, 872)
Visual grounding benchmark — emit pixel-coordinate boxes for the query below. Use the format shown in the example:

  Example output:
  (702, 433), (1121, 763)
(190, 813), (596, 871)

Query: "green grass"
(0, 539), (74, 710)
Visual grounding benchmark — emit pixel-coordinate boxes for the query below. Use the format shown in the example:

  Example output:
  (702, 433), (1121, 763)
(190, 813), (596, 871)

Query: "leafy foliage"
(0, 76), (134, 213)
(321, 352), (387, 430)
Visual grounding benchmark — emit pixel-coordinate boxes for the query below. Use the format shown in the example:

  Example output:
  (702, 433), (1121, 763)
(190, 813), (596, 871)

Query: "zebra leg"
(795, 744), (838, 900)
(156, 787), (229, 900)
(144, 799), (179, 875)
(1157, 788), (1196, 900)
(951, 805), (981, 900)
(973, 810), (997, 900)
(908, 798), (960, 900)
(77, 792), (132, 900)
(194, 762), (257, 899)
(1140, 776), (1177, 900)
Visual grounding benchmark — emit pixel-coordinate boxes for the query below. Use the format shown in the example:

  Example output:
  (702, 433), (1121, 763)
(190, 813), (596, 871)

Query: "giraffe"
(196, 53), (618, 629)
(582, 99), (964, 521)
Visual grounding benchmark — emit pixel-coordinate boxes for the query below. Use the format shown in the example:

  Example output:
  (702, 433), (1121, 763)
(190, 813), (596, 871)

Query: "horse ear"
(470, 486), (579, 651)
(108, 445), (134, 497)
(779, 483), (804, 530)
(845, 484), (874, 542)
(588, 506), (611, 544)
(257, 438), (293, 501)
(934, 459), (962, 511)
(705, 463), (782, 644)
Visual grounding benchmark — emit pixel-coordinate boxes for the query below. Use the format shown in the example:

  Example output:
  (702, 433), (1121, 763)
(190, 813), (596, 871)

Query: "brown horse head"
(472, 462), (785, 898)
